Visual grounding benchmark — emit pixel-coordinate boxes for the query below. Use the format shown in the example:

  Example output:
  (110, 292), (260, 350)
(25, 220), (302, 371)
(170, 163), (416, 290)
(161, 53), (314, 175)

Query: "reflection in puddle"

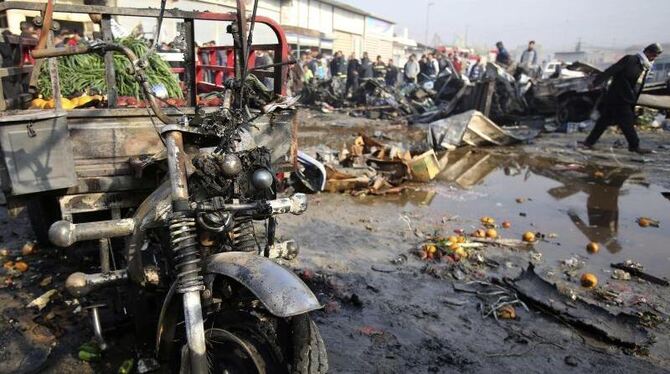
(364, 148), (670, 276)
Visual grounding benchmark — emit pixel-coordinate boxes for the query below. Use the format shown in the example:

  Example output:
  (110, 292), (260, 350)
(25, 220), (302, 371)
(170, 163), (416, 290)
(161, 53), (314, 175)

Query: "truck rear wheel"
(26, 196), (61, 245)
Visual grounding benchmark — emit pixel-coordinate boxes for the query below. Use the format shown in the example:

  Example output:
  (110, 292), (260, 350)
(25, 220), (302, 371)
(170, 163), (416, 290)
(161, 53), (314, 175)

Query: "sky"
(341, 0), (668, 53)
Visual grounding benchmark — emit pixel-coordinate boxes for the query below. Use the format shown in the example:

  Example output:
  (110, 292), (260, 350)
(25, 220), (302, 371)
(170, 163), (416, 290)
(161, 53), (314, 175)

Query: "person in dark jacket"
(418, 54), (428, 83)
(345, 52), (360, 96)
(582, 43), (663, 154)
(359, 52), (373, 80)
(385, 59), (398, 87)
(330, 50), (346, 76)
(373, 55), (387, 79)
(495, 41), (511, 66)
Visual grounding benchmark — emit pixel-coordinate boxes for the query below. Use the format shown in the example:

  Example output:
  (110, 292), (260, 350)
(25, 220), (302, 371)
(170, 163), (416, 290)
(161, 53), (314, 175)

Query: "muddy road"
(2, 110), (670, 373)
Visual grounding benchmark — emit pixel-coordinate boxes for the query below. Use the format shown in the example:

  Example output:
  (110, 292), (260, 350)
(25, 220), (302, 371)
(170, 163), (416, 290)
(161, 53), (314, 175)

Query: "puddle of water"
(362, 149), (670, 278)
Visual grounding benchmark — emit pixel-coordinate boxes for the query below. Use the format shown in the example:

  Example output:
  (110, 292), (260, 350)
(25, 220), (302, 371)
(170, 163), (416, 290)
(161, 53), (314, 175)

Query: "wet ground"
(2, 110), (670, 373)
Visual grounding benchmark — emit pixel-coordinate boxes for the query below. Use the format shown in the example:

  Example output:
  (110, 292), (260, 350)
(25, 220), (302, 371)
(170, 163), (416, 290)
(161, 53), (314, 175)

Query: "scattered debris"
(27, 289), (57, 311)
(611, 262), (669, 286)
(612, 269), (632, 281)
(21, 241), (38, 256)
(637, 217), (660, 228)
(507, 265), (651, 348)
(427, 110), (539, 150)
(78, 342), (101, 362)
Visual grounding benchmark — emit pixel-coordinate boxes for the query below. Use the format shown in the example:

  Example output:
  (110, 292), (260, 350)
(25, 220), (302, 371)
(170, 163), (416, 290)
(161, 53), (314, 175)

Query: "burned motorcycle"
(33, 15), (328, 374)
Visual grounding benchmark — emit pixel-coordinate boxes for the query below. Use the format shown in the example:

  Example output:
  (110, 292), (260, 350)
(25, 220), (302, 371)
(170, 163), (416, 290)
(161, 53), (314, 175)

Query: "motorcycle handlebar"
(31, 42), (175, 125)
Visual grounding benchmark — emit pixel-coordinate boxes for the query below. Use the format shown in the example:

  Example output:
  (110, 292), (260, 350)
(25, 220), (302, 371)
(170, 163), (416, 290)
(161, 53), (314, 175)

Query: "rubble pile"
(299, 62), (613, 127)
(295, 134), (448, 195)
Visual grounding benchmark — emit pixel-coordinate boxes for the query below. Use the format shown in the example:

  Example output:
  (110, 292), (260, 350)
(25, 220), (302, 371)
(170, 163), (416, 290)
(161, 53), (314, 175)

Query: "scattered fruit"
(498, 304), (516, 319)
(22, 242), (38, 256)
(593, 171), (605, 178)
(522, 231), (536, 243)
(586, 242), (599, 254)
(580, 273), (598, 288)
(485, 228), (498, 239)
(0, 248), (9, 257)
(449, 243), (460, 252)
(637, 217), (659, 228)
(3, 261), (14, 270)
(425, 244), (437, 254)
(446, 236), (459, 245)
(472, 229), (486, 238)
(480, 216), (495, 226)
(502, 221), (511, 229)
(454, 247), (468, 259)
(457, 236), (466, 244)
(13, 261), (28, 272)
(515, 198), (525, 203)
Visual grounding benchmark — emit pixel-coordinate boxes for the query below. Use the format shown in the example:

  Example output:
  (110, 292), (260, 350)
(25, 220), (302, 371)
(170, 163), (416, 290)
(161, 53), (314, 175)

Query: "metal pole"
(424, 2), (434, 46)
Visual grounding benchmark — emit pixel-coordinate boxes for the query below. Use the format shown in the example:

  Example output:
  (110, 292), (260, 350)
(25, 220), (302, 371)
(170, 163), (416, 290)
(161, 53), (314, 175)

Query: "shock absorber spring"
(169, 215), (204, 293)
(230, 217), (256, 252)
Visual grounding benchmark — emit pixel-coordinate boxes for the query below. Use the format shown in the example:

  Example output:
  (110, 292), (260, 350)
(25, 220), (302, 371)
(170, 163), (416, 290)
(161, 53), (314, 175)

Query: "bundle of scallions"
(37, 37), (182, 99)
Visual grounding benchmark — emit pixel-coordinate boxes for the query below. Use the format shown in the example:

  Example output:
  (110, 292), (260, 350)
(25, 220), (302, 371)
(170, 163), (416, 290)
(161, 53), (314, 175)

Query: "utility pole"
(424, 1), (434, 46)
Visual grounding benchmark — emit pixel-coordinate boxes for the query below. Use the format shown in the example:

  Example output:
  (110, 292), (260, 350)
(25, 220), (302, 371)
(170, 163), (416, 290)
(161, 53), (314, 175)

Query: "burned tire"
(291, 314), (328, 374)
(26, 196), (61, 245)
(178, 310), (328, 374)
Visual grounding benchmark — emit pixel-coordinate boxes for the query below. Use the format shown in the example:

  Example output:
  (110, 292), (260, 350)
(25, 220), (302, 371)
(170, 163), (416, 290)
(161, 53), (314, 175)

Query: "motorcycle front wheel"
(178, 309), (328, 374)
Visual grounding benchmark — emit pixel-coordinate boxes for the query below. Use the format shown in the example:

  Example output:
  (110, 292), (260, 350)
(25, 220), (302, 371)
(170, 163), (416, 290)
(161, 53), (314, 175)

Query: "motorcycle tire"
(180, 310), (328, 374)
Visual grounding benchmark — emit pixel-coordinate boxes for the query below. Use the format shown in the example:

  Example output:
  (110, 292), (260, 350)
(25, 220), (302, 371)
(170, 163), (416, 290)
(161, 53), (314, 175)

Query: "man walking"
(581, 43), (662, 154)
(404, 54), (420, 84)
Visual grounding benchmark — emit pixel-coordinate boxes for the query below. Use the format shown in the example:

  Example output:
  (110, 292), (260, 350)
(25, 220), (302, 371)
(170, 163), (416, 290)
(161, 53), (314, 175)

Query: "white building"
(1, 0), (413, 61)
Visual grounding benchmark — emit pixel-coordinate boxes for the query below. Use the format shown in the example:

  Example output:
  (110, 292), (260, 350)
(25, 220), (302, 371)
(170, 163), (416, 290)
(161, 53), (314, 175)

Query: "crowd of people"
(286, 47), (497, 96)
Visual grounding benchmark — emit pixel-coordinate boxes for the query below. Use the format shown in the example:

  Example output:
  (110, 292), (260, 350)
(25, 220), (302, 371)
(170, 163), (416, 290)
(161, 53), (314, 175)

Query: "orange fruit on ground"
(486, 229), (498, 239)
(457, 236), (466, 243)
(480, 216), (495, 225)
(586, 242), (599, 254)
(502, 221), (511, 229)
(522, 231), (536, 243)
(472, 229), (486, 238)
(638, 217), (651, 227)
(498, 304), (516, 319)
(425, 244), (437, 254)
(446, 236), (459, 245)
(580, 273), (598, 288)
(13, 261), (28, 272)
(449, 243), (460, 252)
(454, 247), (468, 259)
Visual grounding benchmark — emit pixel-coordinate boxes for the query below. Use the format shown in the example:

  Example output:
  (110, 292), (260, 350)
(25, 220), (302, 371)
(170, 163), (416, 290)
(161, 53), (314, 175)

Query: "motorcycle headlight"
(251, 169), (273, 190)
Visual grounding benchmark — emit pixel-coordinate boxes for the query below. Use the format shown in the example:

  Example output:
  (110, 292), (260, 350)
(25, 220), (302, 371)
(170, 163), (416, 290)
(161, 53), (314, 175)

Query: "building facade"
(1, 0), (412, 61)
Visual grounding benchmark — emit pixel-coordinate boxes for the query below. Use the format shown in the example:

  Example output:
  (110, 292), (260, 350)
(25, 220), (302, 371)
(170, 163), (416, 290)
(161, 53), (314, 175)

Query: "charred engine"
(189, 145), (276, 254)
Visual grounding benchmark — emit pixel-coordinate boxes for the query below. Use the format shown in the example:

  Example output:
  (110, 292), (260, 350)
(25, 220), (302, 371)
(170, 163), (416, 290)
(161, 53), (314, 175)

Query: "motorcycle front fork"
(164, 130), (208, 374)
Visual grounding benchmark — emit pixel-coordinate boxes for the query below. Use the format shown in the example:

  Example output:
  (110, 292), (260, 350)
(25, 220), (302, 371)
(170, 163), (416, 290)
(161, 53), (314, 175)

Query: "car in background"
(646, 54), (670, 87)
(541, 60), (585, 80)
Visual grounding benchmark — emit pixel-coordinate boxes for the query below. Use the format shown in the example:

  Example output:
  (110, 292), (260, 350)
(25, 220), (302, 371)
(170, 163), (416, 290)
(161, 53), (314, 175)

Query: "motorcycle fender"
(205, 252), (322, 318)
